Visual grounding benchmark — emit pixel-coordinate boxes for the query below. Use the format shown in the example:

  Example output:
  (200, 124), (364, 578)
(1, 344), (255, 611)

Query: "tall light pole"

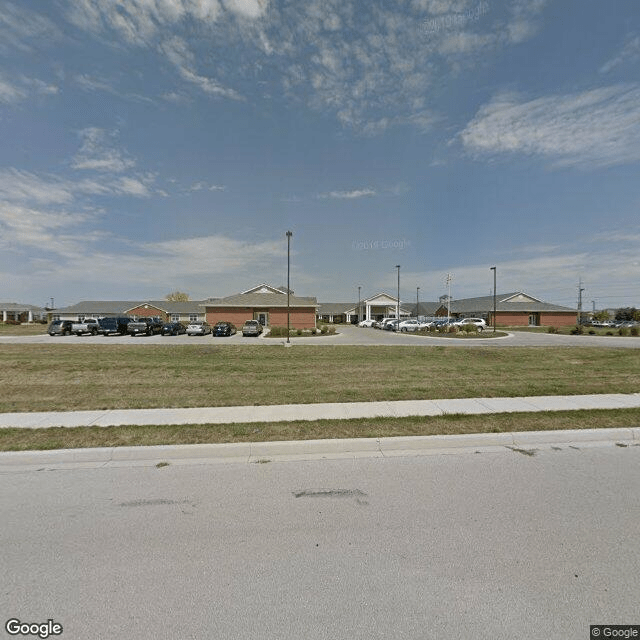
(286, 230), (292, 343)
(490, 266), (496, 333)
(416, 286), (420, 320)
(445, 273), (452, 322)
(357, 285), (361, 325)
(395, 265), (401, 331)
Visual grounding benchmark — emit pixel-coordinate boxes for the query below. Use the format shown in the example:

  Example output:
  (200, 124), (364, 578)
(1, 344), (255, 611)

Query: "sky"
(1, 0), (639, 310)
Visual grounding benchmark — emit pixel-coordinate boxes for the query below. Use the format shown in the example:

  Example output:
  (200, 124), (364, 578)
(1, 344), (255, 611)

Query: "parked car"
(161, 321), (186, 336)
(48, 320), (73, 336)
(213, 321), (237, 337)
(186, 321), (212, 336)
(71, 318), (100, 336)
(454, 318), (487, 331)
(242, 320), (263, 337)
(398, 319), (421, 332)
(99, 316), (133, 336)
(127, 317), (164, 336)
(383, 319), (400, 331)
(357, 319), (376, 327)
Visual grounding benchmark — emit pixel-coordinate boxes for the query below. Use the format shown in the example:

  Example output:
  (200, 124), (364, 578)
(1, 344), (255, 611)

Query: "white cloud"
(66, 0), (546, 134)
(159, 36), (243, 99)
(600, 33), (640, 74)
(185, 181), (226, 192)
(0, 74), (58, 105)
(0, 1), (60, 53)
(458, 84), (640, 169)
(0, 76), (26, 104)
(318, 188), (377, 199)
(72, 128), (136, 173)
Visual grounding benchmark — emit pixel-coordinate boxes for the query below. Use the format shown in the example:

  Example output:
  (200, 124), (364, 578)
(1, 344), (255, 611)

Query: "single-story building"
(0, 302), (47, 323)
(318, 293), (412, 324)
(203, 284), (317, 329)
(429, 292), (577, 326)
(54, 300), (206, 323)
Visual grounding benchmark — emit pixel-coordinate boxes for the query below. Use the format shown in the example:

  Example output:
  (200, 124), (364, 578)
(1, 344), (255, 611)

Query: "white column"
(2, 310), (6, 322)
(28, 310), (33, 322)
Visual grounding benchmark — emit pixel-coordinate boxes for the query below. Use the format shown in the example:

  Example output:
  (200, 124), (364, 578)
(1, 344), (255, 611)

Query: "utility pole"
(357, 285), (361, 325)
(416, 286), (420, 321)
(577, 279), (585, 326)
(395, 265), (401, 330)
(286, 230), (292, 344)
(445, 273), (452, 322)
(490, 266), (496, 333)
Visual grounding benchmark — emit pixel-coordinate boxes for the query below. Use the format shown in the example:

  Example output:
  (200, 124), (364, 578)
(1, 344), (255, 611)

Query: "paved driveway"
(2, 324), (640, 347)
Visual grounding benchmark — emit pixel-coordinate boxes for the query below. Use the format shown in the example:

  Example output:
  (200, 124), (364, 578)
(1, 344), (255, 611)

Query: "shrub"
(462, 324), (476, 334)
(547, 326), (558, 334)
(328, 326), (336, 334)
(631, 326), (639, 337)
(606, 331), (614, 336)
(570, 325), (584, 335)
(320, 325), (328, 334)
(588, 330), (596, 335)
(618, 327), (629, 337)
(268, 326), (287, 337)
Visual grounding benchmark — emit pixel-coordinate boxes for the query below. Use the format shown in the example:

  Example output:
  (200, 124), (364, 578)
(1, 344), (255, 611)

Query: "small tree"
(614, 307), (637, 321)
(165, 291), (190, 302)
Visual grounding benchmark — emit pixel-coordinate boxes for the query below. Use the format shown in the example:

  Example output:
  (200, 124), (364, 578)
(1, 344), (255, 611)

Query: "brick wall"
(128, 305), (167, 321)
(206, 307), (317, 329)
(540, 313), (577, 327)
(493, 312), (576, 327)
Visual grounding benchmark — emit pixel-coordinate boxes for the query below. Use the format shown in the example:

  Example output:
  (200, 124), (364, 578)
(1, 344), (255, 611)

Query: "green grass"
(1, 408), (638, 451)
(1, 344), (639, 413)
(0, 323), (47, 335)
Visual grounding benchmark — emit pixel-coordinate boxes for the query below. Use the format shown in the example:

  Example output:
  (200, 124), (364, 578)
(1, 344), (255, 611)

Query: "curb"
(1, 427), (639, 471)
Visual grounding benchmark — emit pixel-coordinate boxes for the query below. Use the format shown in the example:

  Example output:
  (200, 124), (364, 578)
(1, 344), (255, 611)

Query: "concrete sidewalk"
(1, 393), (639, 429)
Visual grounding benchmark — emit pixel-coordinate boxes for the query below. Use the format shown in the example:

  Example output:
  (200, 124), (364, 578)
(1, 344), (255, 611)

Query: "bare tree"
(165, 291), (190, 302)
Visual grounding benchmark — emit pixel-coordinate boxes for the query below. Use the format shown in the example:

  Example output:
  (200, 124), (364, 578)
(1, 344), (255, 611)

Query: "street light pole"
(357, 285), (361, 325)
(416, 286), (420, 320)
(490, 266), (496, 333)
(395, 265), (401, 331)
(286, 230), (292, 344)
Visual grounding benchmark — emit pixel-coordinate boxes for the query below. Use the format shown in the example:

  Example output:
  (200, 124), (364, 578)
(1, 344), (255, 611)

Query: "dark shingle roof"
(203, 293), (317, 308)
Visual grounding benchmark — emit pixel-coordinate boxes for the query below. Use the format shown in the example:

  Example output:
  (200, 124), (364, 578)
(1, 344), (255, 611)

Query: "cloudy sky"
(1, 0), (639, 309)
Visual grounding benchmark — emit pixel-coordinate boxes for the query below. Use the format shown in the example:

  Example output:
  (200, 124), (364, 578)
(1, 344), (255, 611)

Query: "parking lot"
(3, 323), (640, 348)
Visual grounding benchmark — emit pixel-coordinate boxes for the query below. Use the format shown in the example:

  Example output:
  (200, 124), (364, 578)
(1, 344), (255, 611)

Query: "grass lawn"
(0, 323), (47, 335)
(2, 408), (639, 451)
(1, 344), (639, 413)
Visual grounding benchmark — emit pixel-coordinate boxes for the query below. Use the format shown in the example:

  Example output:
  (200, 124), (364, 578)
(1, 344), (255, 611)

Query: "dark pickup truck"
(127, 316), (163, 336)
(99, 316), (133, 336)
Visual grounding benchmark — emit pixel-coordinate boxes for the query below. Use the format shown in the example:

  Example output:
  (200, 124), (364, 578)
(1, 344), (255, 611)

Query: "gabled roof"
(363, 292), (399, 304)
(204, 292), (317, 308)
(56, 300), (205, 315)
(204, 283), (316, 308)
(125, 301), (205, 314)
(0, 302), (46, 312)
(442, 292), (575, 314)
(240, 283), (287, 295)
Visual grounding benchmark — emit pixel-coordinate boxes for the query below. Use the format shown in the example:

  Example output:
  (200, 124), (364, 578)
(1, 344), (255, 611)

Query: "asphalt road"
(3, 324), (640, 347)
(2, 445), (639, 639)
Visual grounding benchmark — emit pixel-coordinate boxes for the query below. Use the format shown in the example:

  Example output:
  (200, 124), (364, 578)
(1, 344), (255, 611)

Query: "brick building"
(203, 284), (317, 329)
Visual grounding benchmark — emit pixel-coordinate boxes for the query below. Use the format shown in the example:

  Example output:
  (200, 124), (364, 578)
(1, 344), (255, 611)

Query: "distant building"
(0, 302), (47, 323)
(203, 284), (317, 329)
